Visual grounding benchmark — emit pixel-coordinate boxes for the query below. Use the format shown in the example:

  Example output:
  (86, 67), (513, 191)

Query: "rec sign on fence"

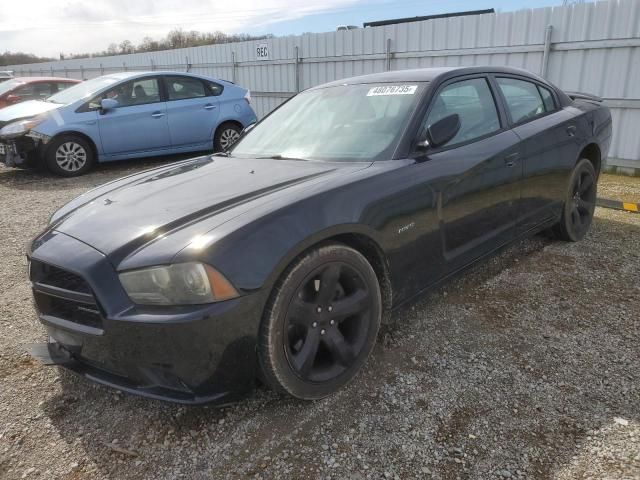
(256, 44), (270, 61)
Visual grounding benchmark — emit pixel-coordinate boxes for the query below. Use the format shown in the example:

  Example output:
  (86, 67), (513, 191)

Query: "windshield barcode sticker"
(367, 85), (418, 96)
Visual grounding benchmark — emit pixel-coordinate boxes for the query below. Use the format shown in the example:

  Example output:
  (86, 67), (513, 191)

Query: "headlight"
(119, 262), (239, 306)
(0, 114), (48, 139)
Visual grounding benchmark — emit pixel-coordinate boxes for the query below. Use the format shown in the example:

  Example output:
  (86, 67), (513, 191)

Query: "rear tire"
(214, 122), (242, 152)
(45, 135), (95, 177)
(552, 158), (597, 242)
(258, 244), (382, 400)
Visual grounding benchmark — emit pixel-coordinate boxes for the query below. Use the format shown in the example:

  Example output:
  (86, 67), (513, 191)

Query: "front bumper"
(28, 230), (265, 405)
(0, 135), (40, 168)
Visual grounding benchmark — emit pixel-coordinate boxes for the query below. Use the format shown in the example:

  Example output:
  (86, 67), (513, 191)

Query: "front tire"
(45, 135), (95, 177)
(258, 244), (382, 400)
(553, 158), (597, 242)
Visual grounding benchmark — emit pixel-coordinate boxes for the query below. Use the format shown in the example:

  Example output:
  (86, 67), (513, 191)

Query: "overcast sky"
(0, 0), (564, 58)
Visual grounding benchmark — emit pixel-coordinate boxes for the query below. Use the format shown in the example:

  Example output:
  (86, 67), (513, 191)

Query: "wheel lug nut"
(312, 322), (318, 328)
(316, 307), (322, 313)
(330, 319), (335, 325)
(320, 329), (326, 335)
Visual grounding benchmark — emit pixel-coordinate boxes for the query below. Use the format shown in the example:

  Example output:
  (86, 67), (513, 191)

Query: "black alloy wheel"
(554, 158), (597, 242)
(284, 262), (371, 383)
(258, 244), (382, 400)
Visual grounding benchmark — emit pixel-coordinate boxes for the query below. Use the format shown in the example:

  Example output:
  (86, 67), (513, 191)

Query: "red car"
(0, 77), (80, 109)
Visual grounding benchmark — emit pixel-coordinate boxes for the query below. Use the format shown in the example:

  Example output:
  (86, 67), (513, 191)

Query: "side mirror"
(6, 94), (21, 105)
(418, 113), (461, 150)
(100, 98), (119, 114)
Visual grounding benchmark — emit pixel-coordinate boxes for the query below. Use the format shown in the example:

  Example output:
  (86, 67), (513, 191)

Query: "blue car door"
(163, 75), (220, 148)
(97, 77), (171, 156)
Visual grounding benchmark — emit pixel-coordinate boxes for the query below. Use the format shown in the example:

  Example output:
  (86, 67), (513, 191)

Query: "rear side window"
(497, 77), (549, 124)
(423, 77), (501, 148)
(538, 85), (556, 112)
(207, 81), (224, 96)
(166, 76), (207, 100)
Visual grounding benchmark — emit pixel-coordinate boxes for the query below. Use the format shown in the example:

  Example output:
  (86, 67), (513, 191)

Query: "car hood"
(0, 100), (61, 124)
(51, 156), (369, 266)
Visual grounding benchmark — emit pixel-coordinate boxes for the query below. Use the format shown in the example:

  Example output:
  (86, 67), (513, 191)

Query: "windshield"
(231, 82), (426, 162)
(0, 79), (23, 96)
(47, 76), (121, 105)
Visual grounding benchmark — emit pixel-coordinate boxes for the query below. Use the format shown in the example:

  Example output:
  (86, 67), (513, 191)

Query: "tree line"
(1, 29), (273, 66)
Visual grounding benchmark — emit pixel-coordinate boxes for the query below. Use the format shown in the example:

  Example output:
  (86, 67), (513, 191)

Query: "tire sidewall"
(259, 244), (382, 400)
(45, 135), (95, 177)
(560, 158), (597, 241)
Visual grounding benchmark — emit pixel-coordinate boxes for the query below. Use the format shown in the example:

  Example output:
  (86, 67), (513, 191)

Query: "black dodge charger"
(28, 66), (612, 404)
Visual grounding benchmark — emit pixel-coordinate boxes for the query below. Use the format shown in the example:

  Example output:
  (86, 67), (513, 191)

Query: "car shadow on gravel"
(36, 217), (639, 479)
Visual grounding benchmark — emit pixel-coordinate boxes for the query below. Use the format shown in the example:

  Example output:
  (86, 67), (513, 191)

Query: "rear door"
(494, 76), (581, 233)
(162, 75), (220, 148)
(96, 76), (171, 156)
(414, 75), (523, 276)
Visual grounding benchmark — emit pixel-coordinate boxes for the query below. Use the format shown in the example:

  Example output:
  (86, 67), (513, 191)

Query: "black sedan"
(28, 66), (612, 404)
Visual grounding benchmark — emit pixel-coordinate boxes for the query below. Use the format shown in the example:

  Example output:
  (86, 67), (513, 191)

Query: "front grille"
(30, 259), (104, 332)
(30, 260), (92, 294)
(34, 291), (103, 330)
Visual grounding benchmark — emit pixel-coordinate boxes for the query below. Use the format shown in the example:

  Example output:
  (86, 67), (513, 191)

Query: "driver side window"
(89, 78), (161, 109)
(424, 77), (500, 148)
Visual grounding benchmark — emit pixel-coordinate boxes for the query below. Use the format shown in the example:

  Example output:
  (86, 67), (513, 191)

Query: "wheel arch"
(264, 227), (393, 323)
(578, 142), (601, 178)
(214, 119), (244, 137)
(46, 131), (99, 161)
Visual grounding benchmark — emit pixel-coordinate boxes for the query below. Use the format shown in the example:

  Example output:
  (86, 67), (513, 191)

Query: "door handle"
(204, 104), (217, 110)
(504, 153), (519, 168)
(566, 125), (577, 137)
(151, 112), (165, 118)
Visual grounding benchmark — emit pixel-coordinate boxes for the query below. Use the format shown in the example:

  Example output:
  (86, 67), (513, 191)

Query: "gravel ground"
(0, 159), (638, 480)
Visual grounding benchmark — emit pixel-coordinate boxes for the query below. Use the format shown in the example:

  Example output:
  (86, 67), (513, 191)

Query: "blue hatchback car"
(0, 72), (257, 176)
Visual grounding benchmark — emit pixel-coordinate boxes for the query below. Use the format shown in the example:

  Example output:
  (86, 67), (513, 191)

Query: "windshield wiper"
(256, 154), (307, 161)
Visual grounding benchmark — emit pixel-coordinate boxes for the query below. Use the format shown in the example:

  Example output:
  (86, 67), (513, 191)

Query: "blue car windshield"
(231, 82), (426, 162)
(47, 76), (121, 105)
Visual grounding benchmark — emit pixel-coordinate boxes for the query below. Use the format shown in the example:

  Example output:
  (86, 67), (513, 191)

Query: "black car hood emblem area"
(50, 157), (354, 263)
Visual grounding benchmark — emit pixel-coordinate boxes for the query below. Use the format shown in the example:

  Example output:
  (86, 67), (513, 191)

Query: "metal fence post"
(123, 62), (127, 72)
(385, 38), (392, 71)
(232, 52), (237, 83)
(541, 25), (553, 78)
(100, 63), (104, 75)
(150, 59), (155, 71)
(80, 65), (84, 79)
(63, 67), (67, 78)
(295, 46), (301, 92)
(185, 56), (191, 72)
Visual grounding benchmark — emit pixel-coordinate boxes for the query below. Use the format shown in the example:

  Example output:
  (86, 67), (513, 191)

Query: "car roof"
(93, 71), (235, 87)
(11, 77), (81, 83)
(313, 66), (547, 89)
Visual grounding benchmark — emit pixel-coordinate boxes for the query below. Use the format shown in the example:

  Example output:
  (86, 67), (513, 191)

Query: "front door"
(97, 77), (171, 156)
(417, 76), (523, 275)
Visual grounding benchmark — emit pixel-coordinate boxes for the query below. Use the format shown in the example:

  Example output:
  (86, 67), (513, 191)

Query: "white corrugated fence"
(6, 0), (640, 172)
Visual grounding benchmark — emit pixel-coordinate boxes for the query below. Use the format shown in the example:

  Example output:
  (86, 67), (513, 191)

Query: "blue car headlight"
(0, 114), (48, 139)
(119, 262), (239, 306)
